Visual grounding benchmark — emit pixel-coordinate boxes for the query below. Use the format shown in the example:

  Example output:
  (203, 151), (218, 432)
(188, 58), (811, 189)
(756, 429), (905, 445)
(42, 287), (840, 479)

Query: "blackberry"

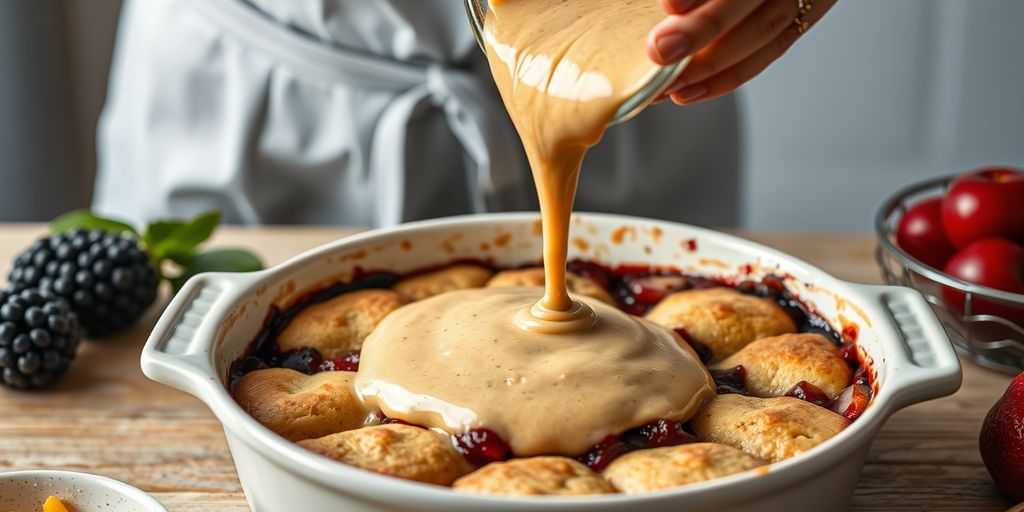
(0, 287), (80, 389)
(8, 229), (158, 336)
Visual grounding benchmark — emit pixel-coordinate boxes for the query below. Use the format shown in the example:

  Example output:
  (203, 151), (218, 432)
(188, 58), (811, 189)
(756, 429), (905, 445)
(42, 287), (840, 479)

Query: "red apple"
(942, 167), (1024, 248)
(896, 196), (957, 269)
(941, 238), (1024, 324)
(980, 372), (1024, 502)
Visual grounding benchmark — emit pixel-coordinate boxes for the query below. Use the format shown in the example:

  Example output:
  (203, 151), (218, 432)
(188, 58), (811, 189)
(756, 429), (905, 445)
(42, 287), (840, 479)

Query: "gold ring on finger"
(794, 0), (813, 34)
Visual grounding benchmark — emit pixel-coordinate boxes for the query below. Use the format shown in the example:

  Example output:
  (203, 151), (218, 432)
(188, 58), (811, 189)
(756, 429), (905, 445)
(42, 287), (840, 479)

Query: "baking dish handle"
(141, 271), (259, 398)
(855, 283), (963, 409)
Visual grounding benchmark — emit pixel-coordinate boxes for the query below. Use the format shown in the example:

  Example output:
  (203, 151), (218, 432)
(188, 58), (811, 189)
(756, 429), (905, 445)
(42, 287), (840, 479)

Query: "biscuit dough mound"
(233, 368), (371, 441)
(713, 333), (851, 399)
(645, 287), (796, 360)
(277, 289), (406, 357)
(604, 443), (765, 493)
(692, 394), (848, 462)
(299, 424), (471, 485)
(392, 264), (494, 301)
(454, 456), (615, 495)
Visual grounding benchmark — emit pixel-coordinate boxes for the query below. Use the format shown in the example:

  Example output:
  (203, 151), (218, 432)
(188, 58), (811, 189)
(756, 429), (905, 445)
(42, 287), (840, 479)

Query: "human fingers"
(669, 0), (837, 104)
(646, 0), (768, 66)
(666, 0), (805, 92)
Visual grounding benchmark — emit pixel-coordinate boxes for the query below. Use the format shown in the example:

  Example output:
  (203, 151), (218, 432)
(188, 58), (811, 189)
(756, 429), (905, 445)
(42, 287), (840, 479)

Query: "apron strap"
(372, 64), (533, 226)
(185, 0), (530, 226)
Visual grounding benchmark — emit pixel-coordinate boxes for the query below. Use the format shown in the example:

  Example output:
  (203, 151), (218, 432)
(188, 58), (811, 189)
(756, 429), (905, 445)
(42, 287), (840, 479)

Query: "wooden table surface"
(0, 225), (1016, 511)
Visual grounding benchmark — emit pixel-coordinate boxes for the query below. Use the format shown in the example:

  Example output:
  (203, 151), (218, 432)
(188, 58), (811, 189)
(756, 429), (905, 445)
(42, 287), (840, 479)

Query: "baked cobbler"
(392, 264), (493, 301)
(233, 368), (371, 442)
(645, 287), (797, 360)
(229, 262), (872, 496)
(603, 442), (765, 493)
(219, 0), (875, 498)
(298, 423), (472, 485)
(276, 289), (405, 358)
(453, 456), (614, 495)
(691, 394), (850, 462)
(712, 333), (852, 399)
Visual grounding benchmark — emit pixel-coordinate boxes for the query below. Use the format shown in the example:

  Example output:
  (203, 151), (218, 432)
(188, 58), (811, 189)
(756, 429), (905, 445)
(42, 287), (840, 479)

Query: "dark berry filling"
(566, 260), (611, 290)
(852, 366), (871, 387)
(785, 381), (832, 407)
(624, 275), (689, 304)
(228, 270), (398, 386)
(840, 343), (859, 365)
(577, 419), (698, 471)
(452, 428), (511, 466)
(621, 418), (698, 449)
(280, 348), (322, 375)
(576, 435), (632, 472)
(319, 351), (360, 372)
(673, 327), (712, 364)
(709, 365), (749, 395)
(832, 384), (872, 422)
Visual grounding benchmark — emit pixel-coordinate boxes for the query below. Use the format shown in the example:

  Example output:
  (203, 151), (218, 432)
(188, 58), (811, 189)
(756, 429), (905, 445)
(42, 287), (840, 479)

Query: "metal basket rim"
(874, 173), (1024, 305)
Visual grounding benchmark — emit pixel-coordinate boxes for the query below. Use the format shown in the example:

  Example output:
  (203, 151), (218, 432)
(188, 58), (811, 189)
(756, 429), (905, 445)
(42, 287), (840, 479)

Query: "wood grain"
(0, 225), (1016, 511)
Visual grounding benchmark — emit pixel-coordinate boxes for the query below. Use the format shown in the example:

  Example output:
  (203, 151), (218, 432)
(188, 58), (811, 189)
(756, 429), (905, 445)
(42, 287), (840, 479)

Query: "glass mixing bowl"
(464, 0), (691, 125)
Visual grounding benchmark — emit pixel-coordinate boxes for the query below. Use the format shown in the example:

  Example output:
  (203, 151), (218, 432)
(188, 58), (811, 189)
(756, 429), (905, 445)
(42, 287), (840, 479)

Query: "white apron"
(95, 0), (739, 227)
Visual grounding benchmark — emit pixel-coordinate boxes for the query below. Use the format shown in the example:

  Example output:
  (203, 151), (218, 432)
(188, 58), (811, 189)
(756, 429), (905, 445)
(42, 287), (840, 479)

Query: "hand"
(646, 0), (837, 105)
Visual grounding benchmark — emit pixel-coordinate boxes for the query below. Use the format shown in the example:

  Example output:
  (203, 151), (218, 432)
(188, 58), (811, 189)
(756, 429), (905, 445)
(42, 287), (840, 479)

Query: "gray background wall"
(0, 0), (121, 220)
(742, 0), (1024, 231)
(0, 0), (1020, 231)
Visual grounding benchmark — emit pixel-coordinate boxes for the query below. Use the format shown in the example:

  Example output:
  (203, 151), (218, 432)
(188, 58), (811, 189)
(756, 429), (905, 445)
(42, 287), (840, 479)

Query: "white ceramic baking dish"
(141, 213), (961, 512)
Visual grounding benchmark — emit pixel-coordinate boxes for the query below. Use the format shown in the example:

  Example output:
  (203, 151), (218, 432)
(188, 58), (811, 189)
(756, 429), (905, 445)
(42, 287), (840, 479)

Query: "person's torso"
(95, 0), (741, 228)
(245, 0), (477, 63)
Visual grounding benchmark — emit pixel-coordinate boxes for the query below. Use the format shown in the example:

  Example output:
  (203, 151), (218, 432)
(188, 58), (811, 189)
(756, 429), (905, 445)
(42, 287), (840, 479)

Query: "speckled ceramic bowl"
(142, 213), (962, 512)
(0, 471), (167, 512)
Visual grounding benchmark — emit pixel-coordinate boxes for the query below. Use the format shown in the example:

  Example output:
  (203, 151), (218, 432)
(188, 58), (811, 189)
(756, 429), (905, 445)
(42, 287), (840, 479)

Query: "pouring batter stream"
(356, 0), (714, 456)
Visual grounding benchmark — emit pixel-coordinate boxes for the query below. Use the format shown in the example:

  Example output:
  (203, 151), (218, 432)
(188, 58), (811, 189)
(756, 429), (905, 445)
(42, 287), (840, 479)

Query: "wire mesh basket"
(876, 174), (1024, 374)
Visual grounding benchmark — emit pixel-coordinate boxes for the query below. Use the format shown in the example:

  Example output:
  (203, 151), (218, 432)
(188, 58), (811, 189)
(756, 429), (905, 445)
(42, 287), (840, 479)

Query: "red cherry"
(852, 366), (872, 387)
(831, 384), (872, 422)
(785, 381), (832, 407)
(628, 419), (697, 448)
(619, 302), (651, 316)
(941, 168), (1024, 248)
(840, 343), (859, 366)
(566, 260), (611, 290)
(576, 434), (631, 471)
(896, 196), (957, 269)
(941, 238), (1024, 324)
(317, 351), (360, 372)
(452, 428), (510, 466)
(625, 275), (689, 303)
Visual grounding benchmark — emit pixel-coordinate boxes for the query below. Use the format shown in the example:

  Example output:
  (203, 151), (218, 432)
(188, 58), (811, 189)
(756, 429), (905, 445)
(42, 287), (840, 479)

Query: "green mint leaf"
(144, 210), (222, 262)
(143, 220), (186, 262)
(51, 210), (138, 236)
(169, 248), (263, 292)
(143, 220), (186, 250)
